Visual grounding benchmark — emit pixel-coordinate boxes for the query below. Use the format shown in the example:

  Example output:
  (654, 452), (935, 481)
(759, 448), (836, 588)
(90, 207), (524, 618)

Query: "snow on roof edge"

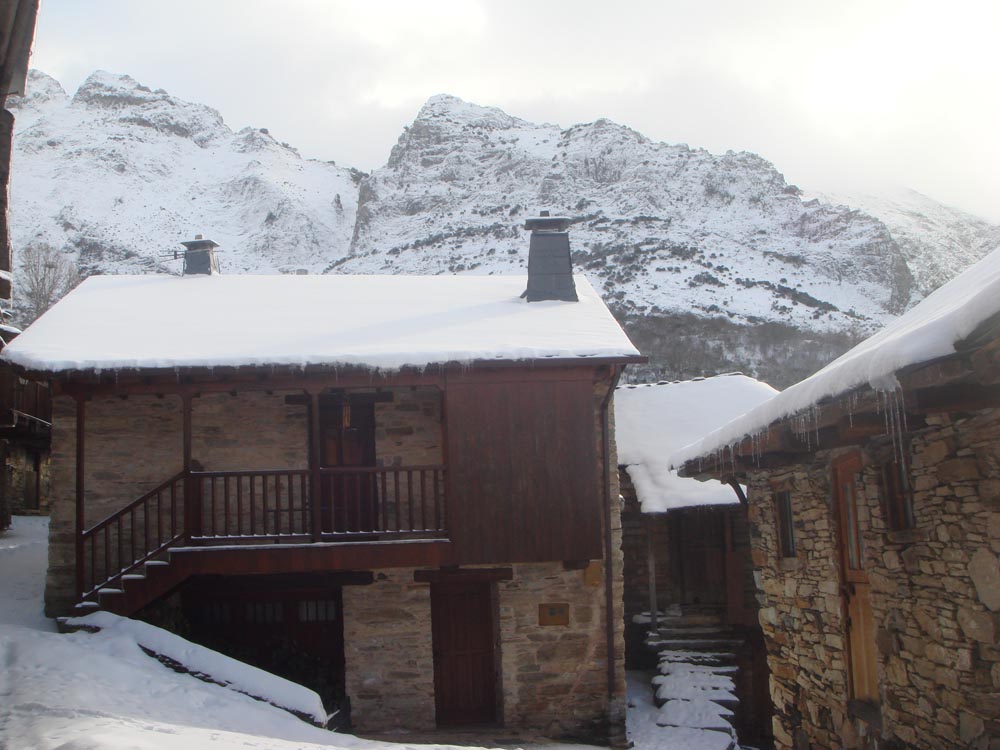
(670, 246), (1000, 469)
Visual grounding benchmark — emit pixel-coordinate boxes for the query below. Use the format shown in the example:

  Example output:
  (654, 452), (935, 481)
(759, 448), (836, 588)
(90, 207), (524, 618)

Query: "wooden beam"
(182, 394), (200, 538)
(74, 395), (85, 599)
(912, 383), (1000, 414)
(308, 390), (322, 542)
(413, 567), (513, 583)
(171, 539), (452, 574)
(646, 517), (658, 632)
(183, 571), (375, 593)
(727, 479), (747, 505)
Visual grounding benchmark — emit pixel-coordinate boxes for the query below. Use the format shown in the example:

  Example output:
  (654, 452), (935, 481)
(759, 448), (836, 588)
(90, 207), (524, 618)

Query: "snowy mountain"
(346, 94), (913, 335)
(7, 71), (997, 387)
(9, 70), (360, 278)
(805, 186), (1000, 296)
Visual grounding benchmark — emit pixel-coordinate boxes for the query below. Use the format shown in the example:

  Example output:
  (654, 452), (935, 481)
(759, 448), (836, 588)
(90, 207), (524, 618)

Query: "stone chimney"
(522, 211), (578, 302)
(179, 234), (220, 275)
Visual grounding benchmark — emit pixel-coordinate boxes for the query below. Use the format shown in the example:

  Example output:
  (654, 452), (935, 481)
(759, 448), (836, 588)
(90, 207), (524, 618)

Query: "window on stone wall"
(879, 459), (915, 531)
(775, 489), (796, 558)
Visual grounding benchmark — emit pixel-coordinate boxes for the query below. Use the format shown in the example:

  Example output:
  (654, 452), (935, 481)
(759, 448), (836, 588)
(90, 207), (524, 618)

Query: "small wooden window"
(879, 460), (915, 531)
(298, 599), (338, 623)
(775, 490), (796, 558)
(245, 601), (284, 624)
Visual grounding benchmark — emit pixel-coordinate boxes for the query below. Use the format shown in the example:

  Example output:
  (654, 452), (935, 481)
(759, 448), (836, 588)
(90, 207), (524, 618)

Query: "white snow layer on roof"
(615, 375), (778, 512)
(1, 273), (640, 372)
(672, 244), (1000, 467)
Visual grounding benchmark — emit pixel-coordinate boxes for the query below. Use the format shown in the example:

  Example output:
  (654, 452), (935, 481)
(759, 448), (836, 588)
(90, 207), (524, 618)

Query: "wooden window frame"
(772, 486), (796, 559)
(878, 459), (915, 532)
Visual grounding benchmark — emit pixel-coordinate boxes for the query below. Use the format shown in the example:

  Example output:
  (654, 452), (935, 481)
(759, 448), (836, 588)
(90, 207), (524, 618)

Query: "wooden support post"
(74, 395), (86, 599)
(182, 394), (200, 537)
(308, 390), (322, 542)
(646, 516), (658, 633)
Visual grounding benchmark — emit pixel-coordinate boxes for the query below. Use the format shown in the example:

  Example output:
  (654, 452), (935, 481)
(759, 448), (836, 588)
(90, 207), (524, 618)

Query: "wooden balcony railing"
(77, 465), (448, 600)
(194, 469), (312, 541)
(317, 465), (447, 537)
(79, 472), (187, 598)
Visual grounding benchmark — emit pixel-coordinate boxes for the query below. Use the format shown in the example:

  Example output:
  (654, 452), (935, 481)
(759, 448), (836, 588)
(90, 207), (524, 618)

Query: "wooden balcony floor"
(170, 537), (453, 576)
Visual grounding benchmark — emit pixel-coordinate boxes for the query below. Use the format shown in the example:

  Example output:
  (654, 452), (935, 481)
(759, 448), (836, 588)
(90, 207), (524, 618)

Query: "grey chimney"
(522, 212), (578, 302)
(180, 234), (220, 275)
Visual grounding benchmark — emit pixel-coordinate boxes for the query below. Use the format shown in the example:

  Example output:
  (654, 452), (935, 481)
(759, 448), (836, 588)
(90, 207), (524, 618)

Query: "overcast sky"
(28, 0), (1000, 221)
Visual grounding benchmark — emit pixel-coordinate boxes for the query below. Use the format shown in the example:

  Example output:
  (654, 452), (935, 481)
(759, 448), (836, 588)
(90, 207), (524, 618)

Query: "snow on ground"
(626, 671), (734, 750)
(615, 375), (777, 512)
(0, 515), (55, 632)
(672, 244), (1000, 467)
(64, 611), (328, 725)
(3, 516), (726, 750)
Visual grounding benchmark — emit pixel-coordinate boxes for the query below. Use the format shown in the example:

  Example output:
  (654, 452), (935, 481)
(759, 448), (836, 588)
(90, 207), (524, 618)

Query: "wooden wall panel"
(445, 375), (602, 564)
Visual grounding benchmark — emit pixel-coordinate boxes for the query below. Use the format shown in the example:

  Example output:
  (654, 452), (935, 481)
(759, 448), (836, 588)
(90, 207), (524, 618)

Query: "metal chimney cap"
(524, 215), (571, 232)
(180, 236), (220, 250)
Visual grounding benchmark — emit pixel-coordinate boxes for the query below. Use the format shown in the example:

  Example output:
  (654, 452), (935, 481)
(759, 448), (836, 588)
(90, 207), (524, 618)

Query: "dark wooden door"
(833, 453), (879, 703)
(318, 400), (377, 532)
(676, 511), (727, 606)
(430, 581), (498, 725)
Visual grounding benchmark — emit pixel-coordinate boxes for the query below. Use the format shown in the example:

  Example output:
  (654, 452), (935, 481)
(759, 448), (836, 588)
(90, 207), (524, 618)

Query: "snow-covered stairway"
(639, 611), (758, 750)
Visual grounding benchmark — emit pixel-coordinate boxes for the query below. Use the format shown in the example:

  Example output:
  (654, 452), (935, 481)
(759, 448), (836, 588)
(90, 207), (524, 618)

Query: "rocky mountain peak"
(69, 70), (227, 147)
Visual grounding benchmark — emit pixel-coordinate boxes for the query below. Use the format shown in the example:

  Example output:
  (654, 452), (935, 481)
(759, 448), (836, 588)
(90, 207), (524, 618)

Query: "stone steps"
(640, 612), (753, 749)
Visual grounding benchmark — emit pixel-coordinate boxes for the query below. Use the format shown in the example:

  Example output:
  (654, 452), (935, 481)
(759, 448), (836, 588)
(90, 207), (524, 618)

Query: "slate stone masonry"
(746, 406), (1000, 749)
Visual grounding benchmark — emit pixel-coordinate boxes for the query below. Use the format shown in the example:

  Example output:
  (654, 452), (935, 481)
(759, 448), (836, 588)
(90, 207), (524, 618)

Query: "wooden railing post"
(75, 394), (86, 599)
(182, 393), (201, 537)
(308, 391), (322, 542)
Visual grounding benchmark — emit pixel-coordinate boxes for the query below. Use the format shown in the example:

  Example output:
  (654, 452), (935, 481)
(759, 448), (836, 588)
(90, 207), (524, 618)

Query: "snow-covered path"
(0, 516), (731, 750)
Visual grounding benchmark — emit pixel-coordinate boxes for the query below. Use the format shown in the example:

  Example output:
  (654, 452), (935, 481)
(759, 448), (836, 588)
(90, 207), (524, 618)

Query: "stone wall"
(193, 390), (307, 471)
(620, 471), (677, 626)
(746, 406), (1000, 749)
(343, 558), (623, 740)
(342, 568), (437, 731)
(498, 560), (619, 739)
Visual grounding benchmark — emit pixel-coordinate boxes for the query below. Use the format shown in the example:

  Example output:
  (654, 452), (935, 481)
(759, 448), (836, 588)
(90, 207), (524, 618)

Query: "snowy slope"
(806, 186), (1000, 296)
(9, 70), (360, 280)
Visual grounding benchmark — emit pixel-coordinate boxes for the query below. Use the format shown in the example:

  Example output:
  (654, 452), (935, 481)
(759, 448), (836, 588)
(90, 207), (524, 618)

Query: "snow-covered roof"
(1, 273), (641, 374)
(616, 374), (778, 512)
(672, 244), (1000, 468)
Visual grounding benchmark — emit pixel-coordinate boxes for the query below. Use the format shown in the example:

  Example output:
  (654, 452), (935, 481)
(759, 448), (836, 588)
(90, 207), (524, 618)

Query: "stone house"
(673, 248), (1000, 749)
(1, 219), (645, 740)
(0, 0), (45, 530)
(615, 374), (777, 745)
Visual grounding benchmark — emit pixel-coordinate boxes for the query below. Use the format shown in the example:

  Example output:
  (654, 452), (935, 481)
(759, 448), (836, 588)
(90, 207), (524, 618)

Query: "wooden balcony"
(78, 465), (448, 605)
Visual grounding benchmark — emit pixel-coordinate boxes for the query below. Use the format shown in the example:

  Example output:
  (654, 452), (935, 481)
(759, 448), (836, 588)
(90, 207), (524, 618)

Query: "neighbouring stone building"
(4, 218), (644, 741)
(674, 247), (1000, 749)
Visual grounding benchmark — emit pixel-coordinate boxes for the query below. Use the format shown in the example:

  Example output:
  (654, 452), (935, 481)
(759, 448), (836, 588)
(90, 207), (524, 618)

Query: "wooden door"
(430, 581), (498, 725)
(833, 453), (879, 703)
(318, 400), (377, 532)
(676, 511), (727, 606)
